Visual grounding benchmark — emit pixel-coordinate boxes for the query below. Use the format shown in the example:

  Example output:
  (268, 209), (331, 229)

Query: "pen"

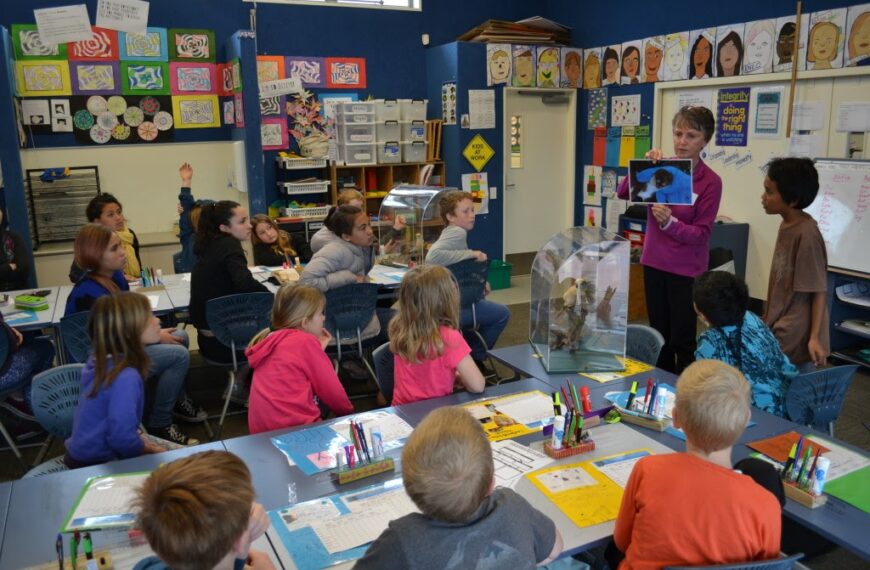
(644, 378), (654, 407)
(797, 446), (813, 487)
(350, 422), (362, 460)
(561, 386), (573, 411)
(570, 383), (582, 411)
(56, 533), (63, 570)
(807, 448), (822, 488)
(356, 422), (371, 463)
(626, 381), (638, 409)
(782, 443), (797, 479)
(790, 437), (805, 481)
(83, 532), (93, 560)
(71, 531), (80, 569)
(562, 409), (572, 447)
(552, 392), (561, 416)
(567, 410), (578, 446)
(646, 384), (658, 415)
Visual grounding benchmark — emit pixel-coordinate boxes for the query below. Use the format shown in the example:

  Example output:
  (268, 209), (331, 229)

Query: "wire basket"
(281, 205), (332, 220)
(276, 156), (328, 170)
(278, 180), (330, 195)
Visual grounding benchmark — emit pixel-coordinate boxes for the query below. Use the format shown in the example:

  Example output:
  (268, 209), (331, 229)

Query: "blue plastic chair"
(626, 324), (665, 366)
(664, 553), (803, 569)
(372, 342), (395, 404)
(785, 365), (859, 437)
(324, 283), (380, 384)
(0, 328), (28, 469)
(59, 311), (91, 363)
(446, 259), (502, 383)
(206, 292), (274, 439)
(28, 363), (85, 469)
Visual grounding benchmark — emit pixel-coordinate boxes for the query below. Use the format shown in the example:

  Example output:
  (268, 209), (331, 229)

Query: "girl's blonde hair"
(249, 283), (325, 346)
(87, 292), (152, 397)
(250, 214), (297, 260)
(337, 189), (364, 205)
(389, 265), (459, 364)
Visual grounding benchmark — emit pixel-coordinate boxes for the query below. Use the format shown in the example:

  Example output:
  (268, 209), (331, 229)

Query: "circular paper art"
(138, 96), (160, 115)
(89, 125), (112, 144)
(153, 111), (173, 131)
(96, 111), (119, 130)
(107, 96), (127, 116)
(123, 106), (144, 126)
(73, 109), (95, 130)
(86, 96), (108, 115)
(111, 124), (131, 141)
(137, 121), (158, 141)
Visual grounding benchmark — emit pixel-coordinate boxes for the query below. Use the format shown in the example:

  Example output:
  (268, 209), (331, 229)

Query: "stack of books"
(458, 16), (571, 45)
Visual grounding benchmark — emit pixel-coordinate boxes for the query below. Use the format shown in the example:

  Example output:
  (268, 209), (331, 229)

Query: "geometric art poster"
(120, 61), (170, 95)
(168, 28), (216, 62)
(588, 88), (608, 129)
(169, 62), (217, 94)
(611, 94), (641, 127)
(285, 56), (325, 88)
(15, 60), (72, 96)
(119, 27), (169, 61)
(68, 27), (119, 60)
(11, 24), (68, 60)
(171, 94), (221, 128)
(256, 55), (285, 84)
(325, 57), (366, 88)
(71, 94), (174, 144)
(71, 61), (120, 95)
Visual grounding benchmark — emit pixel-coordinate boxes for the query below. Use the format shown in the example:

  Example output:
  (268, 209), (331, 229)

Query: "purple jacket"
(618, 159), (722, 277)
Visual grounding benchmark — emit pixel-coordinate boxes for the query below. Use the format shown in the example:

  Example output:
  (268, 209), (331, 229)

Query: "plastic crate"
(399, 99), (427, 121)
(278, 180), (330, 195)
(339, 101), (375, 123)
(338, 121), (376, 144)
(375, 99), (400, 121)
(340, 142), (377, 165)
(281, 205), (331, 220)
(276, 156), (327, 169)
(377, 142), (401, 164)
(376, 120), (400, 142)
(488, 259), (512, 290)
(401, 120), (426, 142)
(401, 141), (427, 163)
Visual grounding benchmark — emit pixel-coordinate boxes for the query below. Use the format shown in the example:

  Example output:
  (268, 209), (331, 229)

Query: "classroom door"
(503, 88), (576, 255)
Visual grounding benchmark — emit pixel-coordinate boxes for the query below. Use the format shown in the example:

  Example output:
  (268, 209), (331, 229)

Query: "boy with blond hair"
(132, 450), (274, 570)
(354, 406), (562, 569)
(612, 360), (781, 568)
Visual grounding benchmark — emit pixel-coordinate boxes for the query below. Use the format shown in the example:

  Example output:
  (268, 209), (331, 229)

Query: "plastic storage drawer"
(399, 99), (427, 121)
(376, 121), (400, 142)
(401, 120), (426, 142)
(401, 141), (427, 163)
(341, 143), (377, 165)
(375, 99), (401, 121)
(338, 121), (376, 143)
(377, 142), (401, 164)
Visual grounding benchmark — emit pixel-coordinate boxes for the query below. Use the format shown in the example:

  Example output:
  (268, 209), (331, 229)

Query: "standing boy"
(761, 157), (829, 368)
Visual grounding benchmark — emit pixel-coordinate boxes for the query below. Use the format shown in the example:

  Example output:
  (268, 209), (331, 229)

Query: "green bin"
(488, 259), (512, 290)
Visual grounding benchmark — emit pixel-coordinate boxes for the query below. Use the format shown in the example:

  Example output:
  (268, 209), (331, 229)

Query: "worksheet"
(591, 450), (651, 489)
(492, 439), (552, 488)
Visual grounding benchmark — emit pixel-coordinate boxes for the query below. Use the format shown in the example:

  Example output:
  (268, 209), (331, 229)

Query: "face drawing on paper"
(717, 32), (743, 76)
(849, 12), (870, 62)
(583, 53), (600, 88)
(691, 36), (712, 78)
(808, 21), (839, 69)
(644, 41), (663, 81)
(489, 49), (510, 82)
(603, 48), (619, 84)
(537, 48), (559, 87)
(621, 46), (640, 83)
(776, 22), (797, 64)
(664, 35), (688, 79)
(514, 51), (534, 86)
(745, 22), (774, 73)
(563, 51), (581, 87)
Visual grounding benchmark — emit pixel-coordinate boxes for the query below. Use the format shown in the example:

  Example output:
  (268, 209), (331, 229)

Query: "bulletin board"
(652, 67), (870, 298)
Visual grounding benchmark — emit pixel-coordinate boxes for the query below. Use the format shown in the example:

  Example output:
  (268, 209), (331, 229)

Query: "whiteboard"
(805, 159), (870, 276)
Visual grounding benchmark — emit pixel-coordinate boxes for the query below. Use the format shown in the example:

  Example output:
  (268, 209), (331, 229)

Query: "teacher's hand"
(651, 204), (672, 227)
(645, 148), (664, 162)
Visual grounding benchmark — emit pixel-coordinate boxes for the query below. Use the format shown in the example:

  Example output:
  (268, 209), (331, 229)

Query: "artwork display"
(583, 48), (602, 88)
(231, 59), (242, 93)
(16, 60), (72, 96)
(588, 88), (607, 129)
(537, 47), (560, 87)
(12, 24), (67, 60)
(807, 9), (848, 70)
(223, 100), (235, 124)
(234, 92), (245, 127)
(511, 45), (536, 86)
(325, 57), (366, 88)
(119, 28), (169, 61)
(486, 44), (511, 86)
(71, 94), (173, 144)
(261, 117), (289, 150)
(256, 55), (285, 84)
(561, 47), (582, 88)
(774, 15), (808, 72)
(171, 94), (220, 128)
(259, 95), (285, 116)
(217, 64), (234, 96)
(620, 40), (642, 85)
(70, 62), (120, 95)
(663, 33), (690, 81)
(628, 159), (694, 205)
(642, 36), (664, 82)
(285, 56), (326, 87)
(846, 4), (870, 66)
(69, 27), (119, 60)
(601, 45), (621, 86)
(170, 63), (217, 94)
(51, 98), (73, 132)
(121, 61), (169, 95)
(168, 28), (216, 62)
(743, 20), (776, 74)
(715, 24), (745, 77)
(689, 28), (716, 79)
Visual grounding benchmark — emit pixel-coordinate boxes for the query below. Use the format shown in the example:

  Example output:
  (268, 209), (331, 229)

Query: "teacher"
(617, 106), (722, 373)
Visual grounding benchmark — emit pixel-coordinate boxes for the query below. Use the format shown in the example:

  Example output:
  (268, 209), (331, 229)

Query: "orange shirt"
(614, 453), (781, 570)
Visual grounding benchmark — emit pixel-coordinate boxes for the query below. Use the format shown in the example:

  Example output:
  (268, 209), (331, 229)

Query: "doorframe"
(502, 87), (577, 257)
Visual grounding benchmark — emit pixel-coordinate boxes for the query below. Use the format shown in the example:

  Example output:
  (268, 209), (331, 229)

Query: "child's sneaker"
(173, 395), (208, 423)
(0, 396), (35, 421)
(152, 424), (200, 446)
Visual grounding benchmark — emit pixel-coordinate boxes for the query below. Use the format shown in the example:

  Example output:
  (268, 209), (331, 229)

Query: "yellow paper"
(172, 94), (221, 128)
(462, 390), (553, 442)
(618, 128), (636, 167)
(16, 60), (72, 96)
(528, 448), (653, 527)
(580, 356), (654, 383)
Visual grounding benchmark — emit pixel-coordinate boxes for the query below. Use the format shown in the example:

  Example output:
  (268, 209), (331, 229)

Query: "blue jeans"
(144, 329), (190, 429)
(1, 338), (56, 407)
(460, 300), (510, 360)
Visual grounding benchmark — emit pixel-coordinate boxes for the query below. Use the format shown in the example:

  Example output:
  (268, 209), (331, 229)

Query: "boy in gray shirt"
(353, 407), (563, 570)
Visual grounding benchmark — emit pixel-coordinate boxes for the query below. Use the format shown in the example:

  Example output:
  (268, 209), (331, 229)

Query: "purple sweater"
(617, 159), (722, 278)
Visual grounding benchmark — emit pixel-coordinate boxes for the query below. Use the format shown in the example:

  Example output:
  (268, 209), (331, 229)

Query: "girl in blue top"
(65, 223), (129, 316)
(65, 293), (168, 468)
(693, 271), (797, 416)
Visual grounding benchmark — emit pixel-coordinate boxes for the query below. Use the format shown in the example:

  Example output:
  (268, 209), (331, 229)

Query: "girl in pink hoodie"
(245, 284), (353, 434)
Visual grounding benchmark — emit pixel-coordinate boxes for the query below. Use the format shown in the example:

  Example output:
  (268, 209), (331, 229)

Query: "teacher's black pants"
(643, 265), (697, 374)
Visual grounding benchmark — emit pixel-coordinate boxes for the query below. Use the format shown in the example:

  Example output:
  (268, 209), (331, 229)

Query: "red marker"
(580, 386), (592, 413)
(643, 378), (654, 406)
(561, 386), (573, 411)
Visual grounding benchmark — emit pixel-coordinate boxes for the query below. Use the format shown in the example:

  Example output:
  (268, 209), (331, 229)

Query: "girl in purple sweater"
(617, 106), (722, 373)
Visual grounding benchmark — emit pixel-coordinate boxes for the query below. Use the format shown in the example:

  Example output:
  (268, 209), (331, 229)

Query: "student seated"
(310, 189), (405, 255)
(0, 208), (31, 291)
(176, 162), (214, 274)
(388, 265), (484, 405)
(694, 270), (797, 417)
(425, 190), (509, 371)
(246, 284), (353, 434)
(133, 450), (275, 570)
(70, 193), (142, 283)
(354, 406), (562, 569)
(250, 214), (299, 267)
(611, 360), (781, 569)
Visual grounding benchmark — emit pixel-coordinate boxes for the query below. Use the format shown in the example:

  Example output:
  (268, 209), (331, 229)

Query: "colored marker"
(71, 532), (80, 569)
(626, 381), (639, 409)
(83, 532), (93, 560)
(570, 382), (582, 411)
(552, 392), (561, 416)
(797, 446), (813, 488)
(561, 386), (573, 411)
(790, 437), (805, 481)
(56, 534), (63, 570)
(644, 378), (654, 407)
(646, 384), (658, 415)
(580, 386), (592, 413)
(806, 448), (822, 490)
(782, 443), (797, 479)
(562, 409), (573, 447)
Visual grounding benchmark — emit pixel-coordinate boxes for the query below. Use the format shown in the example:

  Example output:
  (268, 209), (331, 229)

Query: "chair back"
(664, 553), (803, 569)
(30, 364), (86, 440)
(785, 365), (859, 434)
(60, 311), (92, 363)
(324, 283), (379, 343)
(172, 251), (185, 274)
(206, 293), (274, 368)
(446, 259), (489, 311)
(626, 324), (665, 366)
(372, 342), (395, 404)
(0, 325), (9, 375)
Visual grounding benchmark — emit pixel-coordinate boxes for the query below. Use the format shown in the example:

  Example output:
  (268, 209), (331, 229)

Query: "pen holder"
(332, 457), (395, 485)
(615, 407), (669, 432)
(544, 439), (596, 459)
(783, 481), (827, 509)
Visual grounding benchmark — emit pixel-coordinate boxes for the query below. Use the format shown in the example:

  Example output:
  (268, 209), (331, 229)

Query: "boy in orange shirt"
(612, 360), (781, 569)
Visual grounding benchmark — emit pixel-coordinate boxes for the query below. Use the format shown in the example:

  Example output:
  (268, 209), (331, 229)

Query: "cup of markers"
(332, 421), (394, 484)
(779, 437), (830, 509)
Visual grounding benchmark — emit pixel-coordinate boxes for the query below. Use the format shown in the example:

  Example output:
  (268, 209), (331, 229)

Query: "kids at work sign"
(463, 133), (495, 172)
(716, 87), (750, 146)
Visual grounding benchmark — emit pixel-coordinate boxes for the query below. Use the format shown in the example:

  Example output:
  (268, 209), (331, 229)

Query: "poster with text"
(716, 87), (750, 147)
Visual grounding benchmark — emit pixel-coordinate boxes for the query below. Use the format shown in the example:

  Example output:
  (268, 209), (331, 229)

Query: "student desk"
(490, 343), (870, 562)
(0, 442), (224, 570)
(0, 286), (63, 331)
(55, 283), (176, 321)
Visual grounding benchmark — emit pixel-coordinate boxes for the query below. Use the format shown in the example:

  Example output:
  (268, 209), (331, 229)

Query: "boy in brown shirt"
(761, 157), (830, 368)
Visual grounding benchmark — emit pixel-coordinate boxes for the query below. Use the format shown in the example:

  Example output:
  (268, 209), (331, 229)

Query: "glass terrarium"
(377, 184), (455, 266)
(530, 227), (630, 373)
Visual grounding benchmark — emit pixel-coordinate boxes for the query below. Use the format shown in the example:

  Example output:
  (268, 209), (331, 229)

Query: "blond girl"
(251, 214), (298, 267)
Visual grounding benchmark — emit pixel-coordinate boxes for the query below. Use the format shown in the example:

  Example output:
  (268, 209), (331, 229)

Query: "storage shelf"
(833, 323), (870, 341)
(276, 156), (328, 170)
(277, 181), (330, 195)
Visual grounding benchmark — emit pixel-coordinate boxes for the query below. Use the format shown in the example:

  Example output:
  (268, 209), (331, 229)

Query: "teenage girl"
(388, 265), (485, 405)
(190, 201), (268, 363)
(64, 293), (169, 468)
(300, 205), (375, 291)
(71, 194), (142, 283)
(310, 189), (405, 254)
(245, 284), (353, 434)
(251, 214), (298, 267)
(64, 223), (200, 445)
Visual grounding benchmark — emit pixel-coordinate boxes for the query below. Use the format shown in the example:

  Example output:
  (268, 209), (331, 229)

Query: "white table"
(0, 286), (62, 331)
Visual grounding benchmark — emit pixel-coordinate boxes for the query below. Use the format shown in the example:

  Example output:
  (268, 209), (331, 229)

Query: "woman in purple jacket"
(617, 106), (722, 373)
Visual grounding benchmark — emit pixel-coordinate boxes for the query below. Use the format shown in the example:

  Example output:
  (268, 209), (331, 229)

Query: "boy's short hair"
(438, 190), (474, 224)
(765, 157), (819, 209)
(693, 270), (748, 328)
(133, 451), (253, 570)
(402, 407), (493, 523)
(675, 360), (751, 454)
